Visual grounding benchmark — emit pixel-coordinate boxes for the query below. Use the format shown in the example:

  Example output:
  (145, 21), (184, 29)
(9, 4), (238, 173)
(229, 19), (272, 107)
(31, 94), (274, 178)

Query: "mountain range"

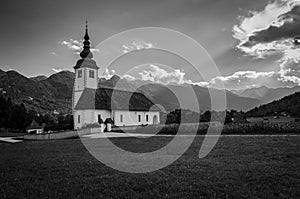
(0, 69), (299, 114)
(231, 86), (300, 105)
(98, 75), (260, 111)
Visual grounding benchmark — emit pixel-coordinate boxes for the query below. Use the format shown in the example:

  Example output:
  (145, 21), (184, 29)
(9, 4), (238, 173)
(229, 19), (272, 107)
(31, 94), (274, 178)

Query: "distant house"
(26, 120), (43, 134)
(72, 23), (160, 130)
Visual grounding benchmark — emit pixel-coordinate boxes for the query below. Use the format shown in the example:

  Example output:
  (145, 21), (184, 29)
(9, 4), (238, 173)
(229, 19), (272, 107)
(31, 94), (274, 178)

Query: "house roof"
(26, 120), (42, 130)
(75, 88), (160, 111)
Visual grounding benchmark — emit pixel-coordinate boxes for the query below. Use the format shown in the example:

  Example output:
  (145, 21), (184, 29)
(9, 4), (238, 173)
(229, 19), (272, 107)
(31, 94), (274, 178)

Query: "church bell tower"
(72, 21), (99, 110)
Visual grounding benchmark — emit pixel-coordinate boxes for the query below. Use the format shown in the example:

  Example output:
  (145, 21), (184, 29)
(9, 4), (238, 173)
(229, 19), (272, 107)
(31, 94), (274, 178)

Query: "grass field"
(0, 136), (299, 198)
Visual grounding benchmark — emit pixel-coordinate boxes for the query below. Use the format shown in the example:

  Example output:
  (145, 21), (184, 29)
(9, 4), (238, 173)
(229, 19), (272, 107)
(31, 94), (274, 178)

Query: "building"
(72, 22), (160, 129)
(26, 120), (43, 134)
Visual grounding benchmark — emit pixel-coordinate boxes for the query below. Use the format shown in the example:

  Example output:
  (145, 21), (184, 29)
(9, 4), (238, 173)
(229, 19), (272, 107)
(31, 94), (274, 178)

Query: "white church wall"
(86, 68), (98, 89)
(93, 110), (112, 123)
(147, 111), (160, 125)
(74, 69), (85, 91)
(113, 110), (160, 126)
(74, 110), (82, 129)
(74, 110), (112, 129)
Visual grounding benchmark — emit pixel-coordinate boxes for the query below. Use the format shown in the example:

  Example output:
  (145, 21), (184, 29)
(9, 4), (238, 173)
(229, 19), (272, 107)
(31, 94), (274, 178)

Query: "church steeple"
(84, 20), (89, 40)
(80, 20), (93, 59)
(74, 21), (98, 70)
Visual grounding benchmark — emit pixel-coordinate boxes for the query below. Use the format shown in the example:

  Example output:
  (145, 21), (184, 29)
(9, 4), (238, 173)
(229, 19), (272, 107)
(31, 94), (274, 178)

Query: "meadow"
(123, 122), (300, 135)
(0, 135), (299, 198)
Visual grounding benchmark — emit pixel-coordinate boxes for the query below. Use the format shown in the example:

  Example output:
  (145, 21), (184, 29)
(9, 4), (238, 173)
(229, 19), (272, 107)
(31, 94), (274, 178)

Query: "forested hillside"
(247, 92), (300, 117)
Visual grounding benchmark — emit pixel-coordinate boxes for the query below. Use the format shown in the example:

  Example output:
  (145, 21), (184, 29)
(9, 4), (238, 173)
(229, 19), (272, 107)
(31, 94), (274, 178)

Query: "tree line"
(0, 95), (73, 132)
(0, 94), (248, 132)
(163, 109), (246, 124)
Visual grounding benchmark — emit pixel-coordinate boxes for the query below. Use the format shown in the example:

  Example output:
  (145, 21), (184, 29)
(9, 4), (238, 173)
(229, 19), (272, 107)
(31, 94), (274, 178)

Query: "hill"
(247, 92), (300, 117)
(30, 75), (47, 82)
(0, 70), (74, 114)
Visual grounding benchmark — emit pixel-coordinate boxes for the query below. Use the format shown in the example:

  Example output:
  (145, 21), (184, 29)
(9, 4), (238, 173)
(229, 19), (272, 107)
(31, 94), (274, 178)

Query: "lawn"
(0, 136), (299, 198)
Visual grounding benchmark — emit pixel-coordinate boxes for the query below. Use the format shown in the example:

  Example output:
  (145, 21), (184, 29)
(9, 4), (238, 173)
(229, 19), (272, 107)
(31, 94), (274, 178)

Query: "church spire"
(84, 20), (89, 40)
(80, 20), (93, 59)
(74, 21), (98, 70)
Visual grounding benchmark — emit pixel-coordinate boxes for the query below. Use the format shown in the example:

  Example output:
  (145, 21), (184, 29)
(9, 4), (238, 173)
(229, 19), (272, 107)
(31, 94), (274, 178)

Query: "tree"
(200, 111), (211, 122)
(0, 96), (12, 128)
(8, 103), (27, 130)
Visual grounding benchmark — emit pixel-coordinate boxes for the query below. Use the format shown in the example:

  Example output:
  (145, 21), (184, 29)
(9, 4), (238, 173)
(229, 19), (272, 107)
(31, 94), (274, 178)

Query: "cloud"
(203, 70), (300, 90)
(233, 0), (300, 45)
(52, 68), (63, 73)
(233, 0), (300, 58)
(137, 64), (207, 86)
(60, 39), (82, 53)
(110, 64), (299, 90)
(232, 0), (300, 88)
(50, 52), (57, 56)
(122, 41), (154, 53)
(209, 71), (276, 90)
(60, 39), (99, 54)
(138, 64), (187, 84)
(101, 68), (116, 79)
(122, 74), (136, 81)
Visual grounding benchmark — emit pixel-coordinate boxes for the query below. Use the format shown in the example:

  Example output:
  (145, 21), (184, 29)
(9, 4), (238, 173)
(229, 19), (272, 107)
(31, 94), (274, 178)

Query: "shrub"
(44, 123), (74, 132)
(104, 118), (114, 124)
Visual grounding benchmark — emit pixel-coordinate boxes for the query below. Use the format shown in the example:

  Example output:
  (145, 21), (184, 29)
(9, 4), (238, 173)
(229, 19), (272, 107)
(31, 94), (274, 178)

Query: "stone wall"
(23, 127), (101, 140)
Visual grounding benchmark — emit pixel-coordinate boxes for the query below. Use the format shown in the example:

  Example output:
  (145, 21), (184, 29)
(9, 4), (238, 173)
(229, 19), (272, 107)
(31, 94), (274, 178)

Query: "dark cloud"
(243, 5), (300, 47)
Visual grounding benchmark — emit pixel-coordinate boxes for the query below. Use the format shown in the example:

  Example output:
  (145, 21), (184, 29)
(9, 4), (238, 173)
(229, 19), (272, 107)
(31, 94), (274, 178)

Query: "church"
(72, 23), (160, 129)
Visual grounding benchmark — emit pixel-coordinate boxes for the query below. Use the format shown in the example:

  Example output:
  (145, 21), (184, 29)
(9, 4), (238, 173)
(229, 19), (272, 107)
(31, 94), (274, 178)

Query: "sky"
(0, 0), (300, 90)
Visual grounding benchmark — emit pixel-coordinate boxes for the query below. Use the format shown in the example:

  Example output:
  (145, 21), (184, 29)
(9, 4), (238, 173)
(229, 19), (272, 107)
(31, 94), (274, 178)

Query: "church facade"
(72, 23), (160, 129)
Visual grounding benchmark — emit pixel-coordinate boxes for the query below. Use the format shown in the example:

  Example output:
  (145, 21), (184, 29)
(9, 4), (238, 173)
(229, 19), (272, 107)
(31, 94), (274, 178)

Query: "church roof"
(74, 58), (99, 70)
(75, 88), (160, 111)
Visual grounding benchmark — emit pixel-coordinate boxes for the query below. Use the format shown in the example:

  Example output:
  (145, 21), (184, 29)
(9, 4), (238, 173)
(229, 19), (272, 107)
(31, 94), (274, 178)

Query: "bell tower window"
(77, 70), (83, 78)
(89, 70), (95, 78)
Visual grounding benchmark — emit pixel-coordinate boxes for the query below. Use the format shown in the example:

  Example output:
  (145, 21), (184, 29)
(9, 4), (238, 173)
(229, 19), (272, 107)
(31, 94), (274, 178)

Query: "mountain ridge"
(247, 92), (300, 117)
(0, 69), (298, 114)
(231, 86), (300, 104)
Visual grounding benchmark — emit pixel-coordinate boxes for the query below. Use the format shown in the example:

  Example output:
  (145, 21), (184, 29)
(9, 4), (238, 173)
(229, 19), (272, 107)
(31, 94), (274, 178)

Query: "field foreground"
(0, 136), (299, 198)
